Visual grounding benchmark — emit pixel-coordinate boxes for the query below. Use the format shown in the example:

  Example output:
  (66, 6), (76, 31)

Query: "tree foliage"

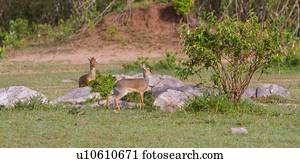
(179, 14), (295, 103)
(172, 0), (194, 15)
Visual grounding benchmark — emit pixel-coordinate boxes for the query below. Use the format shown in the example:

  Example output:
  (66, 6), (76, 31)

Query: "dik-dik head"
(88, 57), (97, 68)
(141, 64), (152, 78)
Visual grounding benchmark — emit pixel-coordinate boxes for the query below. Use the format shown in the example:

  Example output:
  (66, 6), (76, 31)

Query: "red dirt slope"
(9, 3), (183, 64)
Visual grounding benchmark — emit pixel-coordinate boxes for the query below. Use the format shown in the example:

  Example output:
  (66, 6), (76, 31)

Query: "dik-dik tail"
(109, 64), (152, 110)
(79, 57), (98, 87)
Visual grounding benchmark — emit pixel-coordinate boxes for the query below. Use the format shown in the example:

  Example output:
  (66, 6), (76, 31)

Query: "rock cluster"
(0, 77), (289, 112)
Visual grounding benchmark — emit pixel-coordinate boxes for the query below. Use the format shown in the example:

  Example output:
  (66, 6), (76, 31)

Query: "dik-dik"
(79, 57), (97, 87)
(109, 64), (152, 110)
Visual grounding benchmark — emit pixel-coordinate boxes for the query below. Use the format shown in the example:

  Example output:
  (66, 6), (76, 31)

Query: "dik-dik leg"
(140, 91), (144, 110)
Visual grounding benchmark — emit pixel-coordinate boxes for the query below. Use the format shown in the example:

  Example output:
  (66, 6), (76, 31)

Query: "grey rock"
(256, 84), (289, 98)
(114, 73), (143, 81)
(51, 87), (100, 104)
(148, 74), (163, 87)
(176, 85), (203, 97)
(0, 86), (48, 107)
(153, 89), (190, 112)
(151, 75), (186, 97)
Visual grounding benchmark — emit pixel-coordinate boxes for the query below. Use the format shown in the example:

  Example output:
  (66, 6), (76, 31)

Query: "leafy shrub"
(122, 57), (151, 73)
(179, 14), (294, 104)
(9, 19), (31, 37)
(154, 52), (178, 70)
(3, 32), (24, 48)
(88, 71), (116, 98)
(122, 52), (179, 74)
(184, 96), (264, 114)
(0, 19), (30, 49)
(172, 0), (194, 15)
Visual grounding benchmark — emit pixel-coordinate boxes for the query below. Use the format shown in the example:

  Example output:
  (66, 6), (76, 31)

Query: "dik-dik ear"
(88, 57), (91, 61)
(141, 64), (146, 69)
(141, 64), (152, 73)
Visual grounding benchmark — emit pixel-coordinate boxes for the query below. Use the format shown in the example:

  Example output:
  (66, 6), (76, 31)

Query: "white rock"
(51, 87), (100, 104)
(154, 89), (189, 112)
(0, 86), (48, 107)
(256, 84), (289, 98)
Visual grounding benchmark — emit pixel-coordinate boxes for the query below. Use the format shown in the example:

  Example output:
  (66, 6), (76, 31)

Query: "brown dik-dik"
(79, 57), (97, 87)
(110, 64), (152, 110)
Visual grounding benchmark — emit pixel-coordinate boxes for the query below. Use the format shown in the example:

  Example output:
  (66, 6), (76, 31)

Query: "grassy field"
(0, 60), (300, 147)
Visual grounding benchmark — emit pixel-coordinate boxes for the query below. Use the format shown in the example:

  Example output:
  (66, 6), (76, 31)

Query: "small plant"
(172, 0), (194, 15)
(88, 71), (116, 98)
(103, 24), (119, 40)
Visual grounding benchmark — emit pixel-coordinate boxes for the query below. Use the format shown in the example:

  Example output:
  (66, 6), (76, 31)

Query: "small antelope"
(110, 64), (152, 110)
(79, 57), (97, 87)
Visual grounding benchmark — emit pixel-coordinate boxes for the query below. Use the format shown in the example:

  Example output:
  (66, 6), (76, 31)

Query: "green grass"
(0, 60), (300, 147)
(0, 104), (299, 147)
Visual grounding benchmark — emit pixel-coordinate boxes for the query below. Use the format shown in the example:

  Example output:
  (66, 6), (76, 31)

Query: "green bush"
(179, 14), (294, 103)
(122, 57), (151, 73)
(88, 71), (116, 98)
(122, 52), (179, 74)
(0, 19), (30, 49)
(172, 0), (194, 15)
(9, 19), (31, 37)
(154, 52), (178, 70)
(3, 32), (25, 48)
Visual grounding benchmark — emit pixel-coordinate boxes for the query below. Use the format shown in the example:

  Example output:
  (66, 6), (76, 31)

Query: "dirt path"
(8, 44), (178, 64)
